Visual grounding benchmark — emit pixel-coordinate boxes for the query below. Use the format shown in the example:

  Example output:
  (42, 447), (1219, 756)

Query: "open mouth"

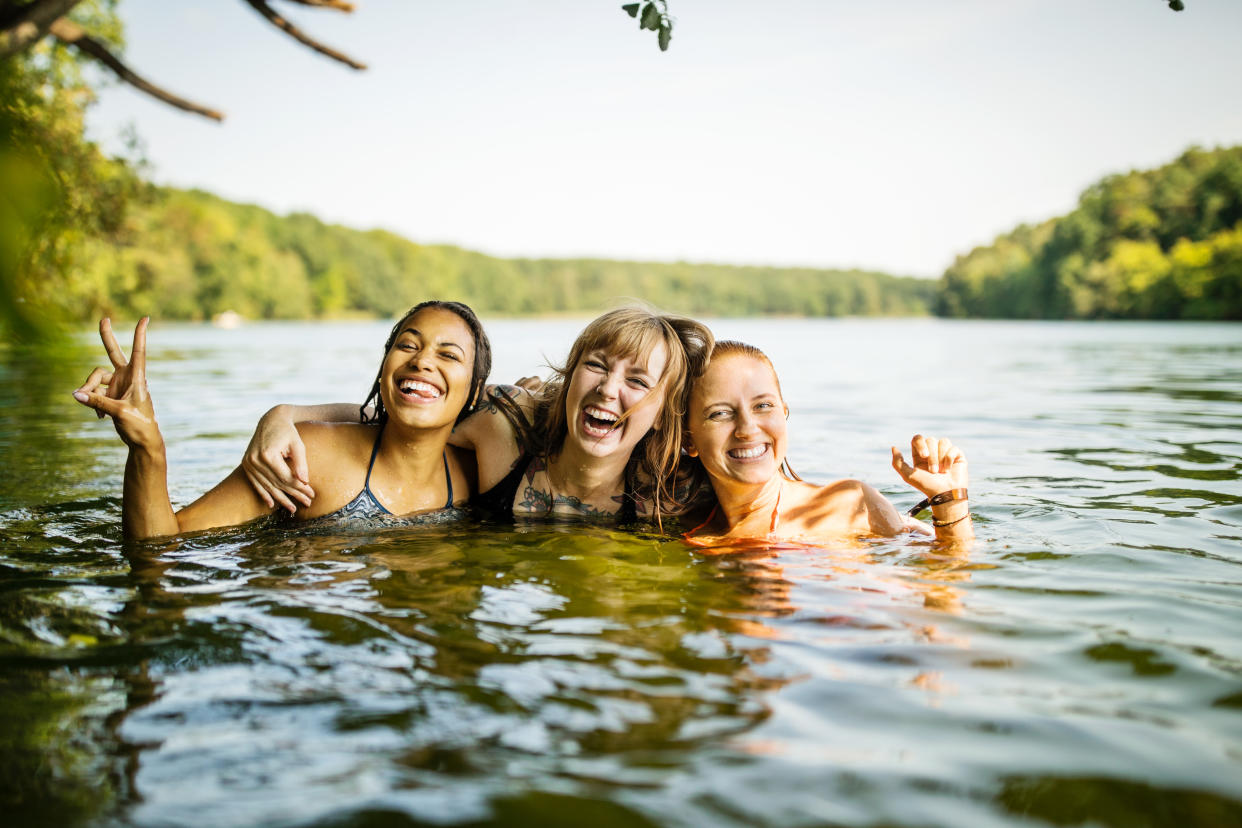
(581, 405), (620, 438)
(397, 377), (443, 402)
(727, 444), (770, 461)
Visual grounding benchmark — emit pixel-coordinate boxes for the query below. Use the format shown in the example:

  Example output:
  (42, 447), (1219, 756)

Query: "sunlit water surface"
(2, 318), (1240, 827)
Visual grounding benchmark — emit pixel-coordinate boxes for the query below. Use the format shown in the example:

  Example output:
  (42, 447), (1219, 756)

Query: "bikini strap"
(682, 504), (719, 545)
(362, 426), (385, 491)
(442, 452), (453, 508)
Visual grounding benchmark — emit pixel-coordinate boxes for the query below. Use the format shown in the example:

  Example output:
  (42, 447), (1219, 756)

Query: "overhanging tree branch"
(242, 0), (366, 70)
(283, 0), (356, 10)
(48, 17), (225, 121)
(0, 0), (82, 58)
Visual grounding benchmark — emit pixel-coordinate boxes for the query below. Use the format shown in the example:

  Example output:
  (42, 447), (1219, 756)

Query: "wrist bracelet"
(932, 512), (971, 528)
(907, 488), (968, 517)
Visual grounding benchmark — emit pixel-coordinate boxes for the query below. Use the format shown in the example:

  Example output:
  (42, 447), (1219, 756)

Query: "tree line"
(937, 145), (1242, 320)
(67, 187), (936, 322)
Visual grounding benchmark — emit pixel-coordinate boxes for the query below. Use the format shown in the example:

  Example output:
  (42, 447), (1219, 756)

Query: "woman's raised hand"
(890, 434), (969, 497)
(241, 408), (314, 513)
(73, 318), (163, 451)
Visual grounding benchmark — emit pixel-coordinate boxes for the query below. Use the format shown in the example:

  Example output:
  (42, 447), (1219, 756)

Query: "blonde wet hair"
(532, 306), (714, 520)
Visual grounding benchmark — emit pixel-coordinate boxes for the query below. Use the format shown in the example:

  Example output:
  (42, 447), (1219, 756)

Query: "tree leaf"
(641, 3), (661, 30)
(658, 24), (671, 51)
(621, 3), (640, 18)
(1168, 0), (1185, 10)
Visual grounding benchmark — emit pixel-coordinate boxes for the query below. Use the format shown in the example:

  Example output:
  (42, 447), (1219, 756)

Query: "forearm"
(273, 402), (360, 424)
(930, 499), (974, 542)
(122, 442), (180, 539)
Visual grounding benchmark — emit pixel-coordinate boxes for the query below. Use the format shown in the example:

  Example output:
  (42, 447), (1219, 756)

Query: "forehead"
(398, 308), (474, 351)
(693, 354), (779, 400)
(588, 338), (669, 376)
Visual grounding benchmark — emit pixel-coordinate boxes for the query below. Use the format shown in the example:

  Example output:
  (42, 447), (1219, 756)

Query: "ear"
(682, 433), (698, 458)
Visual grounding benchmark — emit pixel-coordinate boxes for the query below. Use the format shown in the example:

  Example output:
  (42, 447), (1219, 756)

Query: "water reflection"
(3, 320), (1242, 826)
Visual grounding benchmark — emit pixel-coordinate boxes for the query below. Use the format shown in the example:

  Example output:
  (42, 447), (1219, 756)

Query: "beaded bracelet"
(906, 488), (968, 517)
(932, 512), (971, 529)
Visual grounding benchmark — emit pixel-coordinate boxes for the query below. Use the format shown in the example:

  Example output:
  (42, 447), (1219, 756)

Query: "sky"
(84, 0), (1242, 278)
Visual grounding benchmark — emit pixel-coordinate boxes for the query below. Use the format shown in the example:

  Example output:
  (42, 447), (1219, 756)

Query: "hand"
(890, 434), (969, 499)
(73, 317), (163, 451)
(514, 375), (544, 393)
(241, 407), (315, 513)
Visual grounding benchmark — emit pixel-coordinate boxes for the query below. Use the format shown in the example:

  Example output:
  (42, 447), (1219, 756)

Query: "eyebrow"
(590, 350), (655, 379)
(702, 392), (778, 409)
(401, 328), (466, 354)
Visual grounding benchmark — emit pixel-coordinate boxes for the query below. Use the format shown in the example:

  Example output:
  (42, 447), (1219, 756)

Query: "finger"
(290, 441), (310, 485)
(911, 434), (930, 470)
(76, 366), (111, 397)
(260, 449), (314, 507)
(242, 468), (277, 509)
(75, 389), (125, 418)
(130, 317), (149, 383)
(891, 446), (913, 480)
(937, 437), (953, 472)
(99, 318), (127, 370)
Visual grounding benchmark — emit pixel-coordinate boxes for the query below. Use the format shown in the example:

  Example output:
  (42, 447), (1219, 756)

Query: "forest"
(937, 146), (1242, 320)
(63, 186), (936, 323)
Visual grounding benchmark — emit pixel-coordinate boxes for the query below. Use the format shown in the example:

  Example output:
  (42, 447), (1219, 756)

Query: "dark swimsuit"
(471, 452), (639, 524)
(298, 429), (464, 529)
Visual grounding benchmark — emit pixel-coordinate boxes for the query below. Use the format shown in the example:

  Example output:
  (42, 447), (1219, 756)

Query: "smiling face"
(686, 352), (789, 487)
(563, 342), (669, 461)
(378, 307), (476, 431)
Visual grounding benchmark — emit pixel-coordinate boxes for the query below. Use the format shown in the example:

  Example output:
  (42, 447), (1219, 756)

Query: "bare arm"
(75, 318), (274, 539)
(448, 385), (530, 491)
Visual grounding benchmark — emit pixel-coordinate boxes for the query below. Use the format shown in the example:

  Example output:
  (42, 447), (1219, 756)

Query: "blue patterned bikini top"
(299, 429), (463, 529)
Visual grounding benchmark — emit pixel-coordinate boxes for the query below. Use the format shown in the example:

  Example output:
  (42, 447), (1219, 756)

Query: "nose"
(408, 349), (434, 372)
(596, 370), (622, 400)
(733, 410), (759, 439)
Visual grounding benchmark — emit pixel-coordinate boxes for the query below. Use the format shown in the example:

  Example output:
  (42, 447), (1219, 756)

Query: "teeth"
(729, 445), (767, 459)
(399, 379), (441, 397)
(584, 406), (618, 422)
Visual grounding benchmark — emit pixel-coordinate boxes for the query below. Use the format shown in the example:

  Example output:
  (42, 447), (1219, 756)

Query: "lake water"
(2, 318), (1241, 827)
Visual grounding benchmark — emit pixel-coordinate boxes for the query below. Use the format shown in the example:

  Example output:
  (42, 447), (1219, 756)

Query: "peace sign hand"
(73, 317), (163, 452)
(890, 434), (969, 498)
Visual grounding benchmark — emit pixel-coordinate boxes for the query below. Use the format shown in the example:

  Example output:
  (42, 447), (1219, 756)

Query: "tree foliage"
(68, 187), (936, 322)
(937, 146), (1242, 320)
(0, 0), (143, 342)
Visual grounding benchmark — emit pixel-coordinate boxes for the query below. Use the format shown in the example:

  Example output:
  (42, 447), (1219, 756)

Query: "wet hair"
(518, 306), (714, 521)
(692, 340), (801, 482)
(360, 300), (492, 427)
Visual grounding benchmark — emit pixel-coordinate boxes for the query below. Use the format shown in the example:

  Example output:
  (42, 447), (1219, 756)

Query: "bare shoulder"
(452, 387), (528, 490)
(296, 421), (374, 461)
(295, 422), (376, 516)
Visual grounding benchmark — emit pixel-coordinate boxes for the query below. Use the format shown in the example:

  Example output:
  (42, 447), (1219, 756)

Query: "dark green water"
(2, 319), (1240, 827)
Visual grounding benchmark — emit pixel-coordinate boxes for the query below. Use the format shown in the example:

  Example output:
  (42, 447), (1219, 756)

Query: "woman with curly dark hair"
(73, 301), (491, 538)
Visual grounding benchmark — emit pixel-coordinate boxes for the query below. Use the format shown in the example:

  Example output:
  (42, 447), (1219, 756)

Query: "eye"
(707, 409), (732, 422)
(440, 350), (462, 362)
(755, 402), (774, 412)
(585, 360), (606, 372)
(628, 376), (650, 389)
(397, 342), (418, 352)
